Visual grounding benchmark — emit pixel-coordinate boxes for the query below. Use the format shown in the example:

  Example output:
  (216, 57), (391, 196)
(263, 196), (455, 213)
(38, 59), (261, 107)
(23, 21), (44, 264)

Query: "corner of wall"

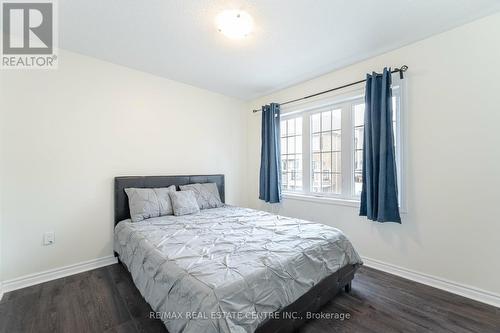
(243, 101), (253, 208)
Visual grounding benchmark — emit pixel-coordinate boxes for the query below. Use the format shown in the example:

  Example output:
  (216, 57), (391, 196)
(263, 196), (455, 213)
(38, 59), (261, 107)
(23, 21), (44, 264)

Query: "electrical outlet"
(43, 231), (55, 246)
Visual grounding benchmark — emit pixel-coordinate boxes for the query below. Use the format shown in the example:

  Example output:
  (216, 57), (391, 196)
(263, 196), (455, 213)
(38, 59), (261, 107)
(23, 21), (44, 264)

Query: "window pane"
(282, 172), (288, 188)
(286, 153), (299, 191)
(310, 108), (342, 195)
(322, 152), (331, 173)
(287, 155), (300, 173)
(295, 155), (302, 172)
(296, 135), (302, 154)
(321, 132), (331, 152)
(312, 134), (320, 152)
(312, 153), (321, 173)
(331, 174), (342, 194)
(354, 150), (363, 172)
(281, 137), (287, 154)
(286, 155), (294, 171)
(281, 121), (287, 136)
(312, 114), (320, 133)
(321, 111), (332, 131)
(354, 172), (363, 196)
(332, 130), (341, 151)
(296, 117), (302, 135)
(293, 158), (298, 172)
(332, 152), (341, 173)
(312, 173), (321, 192)
(354, 127), (363, 150)
(354, 104), (365, 127)
(322, 173), (332, 192)
(287, 173), (295, 191)
(288, 136), (295, 154)
(287, 119), (295, 135)
(312, 171), (341, 194)
(353, 103), (366, 197)
(284, 156), (290, 172)
(294, 170), (303, 189)
(280, 116), (303, 192)
(332, 109), (342, 130)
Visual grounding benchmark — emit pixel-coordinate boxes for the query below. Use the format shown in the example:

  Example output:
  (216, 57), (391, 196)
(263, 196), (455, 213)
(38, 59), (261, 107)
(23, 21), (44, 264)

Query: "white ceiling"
(60, 0), (500, 100)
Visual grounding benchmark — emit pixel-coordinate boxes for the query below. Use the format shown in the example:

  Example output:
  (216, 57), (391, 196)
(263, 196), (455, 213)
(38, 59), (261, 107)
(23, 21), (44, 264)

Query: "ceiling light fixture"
(216, 10), (253, 39)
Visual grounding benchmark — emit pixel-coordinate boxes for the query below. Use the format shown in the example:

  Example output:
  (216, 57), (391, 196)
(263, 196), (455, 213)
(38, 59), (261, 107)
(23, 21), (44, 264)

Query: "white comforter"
(114, 206), (362, 333)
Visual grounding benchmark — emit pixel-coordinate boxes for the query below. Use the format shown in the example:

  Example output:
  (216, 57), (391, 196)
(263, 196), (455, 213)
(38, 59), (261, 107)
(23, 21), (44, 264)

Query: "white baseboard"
(2, 255), (118, 294)
(2, 254), (498, 309)
(362, 256), (500, 308)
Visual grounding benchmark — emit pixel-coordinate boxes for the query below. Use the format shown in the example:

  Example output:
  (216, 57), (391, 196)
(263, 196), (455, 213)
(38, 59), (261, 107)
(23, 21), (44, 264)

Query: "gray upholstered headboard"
(114, 174), (225, 225)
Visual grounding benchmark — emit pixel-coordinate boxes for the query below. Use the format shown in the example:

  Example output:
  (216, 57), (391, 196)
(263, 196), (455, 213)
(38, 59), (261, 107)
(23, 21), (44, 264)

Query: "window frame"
(279, 77), (407, 212)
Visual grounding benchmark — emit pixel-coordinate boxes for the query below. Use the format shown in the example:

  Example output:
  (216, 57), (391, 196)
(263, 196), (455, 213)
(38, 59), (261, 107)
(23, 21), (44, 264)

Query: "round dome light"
(216, 10), (254, 39)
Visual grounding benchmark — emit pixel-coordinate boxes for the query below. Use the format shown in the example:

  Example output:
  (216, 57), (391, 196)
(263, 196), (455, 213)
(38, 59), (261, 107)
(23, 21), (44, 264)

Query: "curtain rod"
(252, 65), (408, 113)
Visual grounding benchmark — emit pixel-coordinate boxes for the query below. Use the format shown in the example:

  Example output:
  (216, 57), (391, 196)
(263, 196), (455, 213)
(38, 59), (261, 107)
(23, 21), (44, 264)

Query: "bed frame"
(114, 175), (359, 333)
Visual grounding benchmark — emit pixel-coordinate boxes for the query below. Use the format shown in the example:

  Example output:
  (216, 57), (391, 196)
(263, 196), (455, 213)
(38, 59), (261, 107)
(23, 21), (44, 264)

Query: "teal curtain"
(360, 68), (401, 223)
(259, 103), (281, 203)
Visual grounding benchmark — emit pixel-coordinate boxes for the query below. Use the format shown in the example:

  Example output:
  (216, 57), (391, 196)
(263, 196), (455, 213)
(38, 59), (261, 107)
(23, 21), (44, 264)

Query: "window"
(353, 103), (364, 196)
(280, 117), (302, 191)
(311, 109), (342, 194)
(280, 81), (404, 203)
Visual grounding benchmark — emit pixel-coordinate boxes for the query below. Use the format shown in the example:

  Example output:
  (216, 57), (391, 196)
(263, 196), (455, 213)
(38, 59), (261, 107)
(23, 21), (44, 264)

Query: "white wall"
(247, 13), (500, 295)
(1, 11), (499, 303)
(0, 50), (247, 281)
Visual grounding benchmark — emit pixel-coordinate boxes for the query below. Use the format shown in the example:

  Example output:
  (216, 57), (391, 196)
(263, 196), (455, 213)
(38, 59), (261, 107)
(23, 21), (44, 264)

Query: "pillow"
(179, 183), (223, 209)
(169, 190), (200, 216)
(125, 185), (176, 222)
(154, 186), (176, 216)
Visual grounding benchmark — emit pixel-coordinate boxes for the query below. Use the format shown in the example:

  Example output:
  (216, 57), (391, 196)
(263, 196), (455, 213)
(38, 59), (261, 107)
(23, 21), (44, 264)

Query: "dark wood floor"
(1, 264), (498, 333)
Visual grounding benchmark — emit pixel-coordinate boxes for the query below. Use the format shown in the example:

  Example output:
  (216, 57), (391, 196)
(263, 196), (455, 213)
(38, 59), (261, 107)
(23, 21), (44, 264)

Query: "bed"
(114, 175), (362, 333)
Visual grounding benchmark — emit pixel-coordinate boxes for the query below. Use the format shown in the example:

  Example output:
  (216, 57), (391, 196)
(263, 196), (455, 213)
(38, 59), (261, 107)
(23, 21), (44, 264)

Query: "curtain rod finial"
(399, 65), (408, 79)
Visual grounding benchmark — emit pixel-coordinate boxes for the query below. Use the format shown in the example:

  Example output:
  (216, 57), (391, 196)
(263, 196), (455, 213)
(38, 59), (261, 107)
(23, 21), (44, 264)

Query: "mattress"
(114, 206), (362, 333)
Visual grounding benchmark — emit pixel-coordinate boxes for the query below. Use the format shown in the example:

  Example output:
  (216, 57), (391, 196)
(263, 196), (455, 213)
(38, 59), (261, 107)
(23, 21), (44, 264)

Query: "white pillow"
(169, 190), (200, 216)
(179, 183), (223, 209)
(125, 185), (176, 222)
